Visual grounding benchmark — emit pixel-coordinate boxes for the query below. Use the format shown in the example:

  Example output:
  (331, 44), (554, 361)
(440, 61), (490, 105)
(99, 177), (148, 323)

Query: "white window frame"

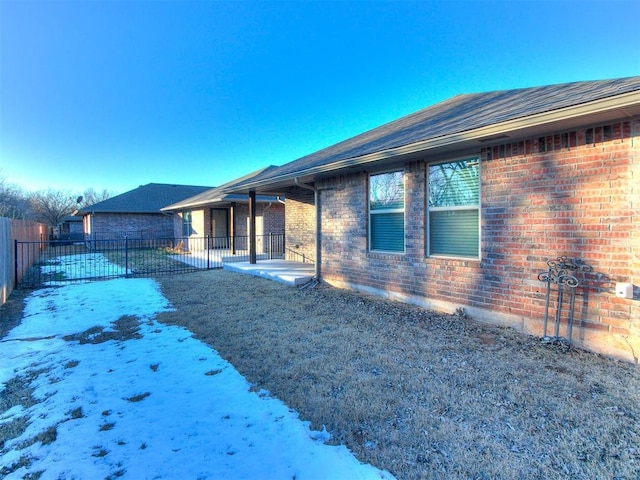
(368, 169), (406, 254)
(427, 157), (481, 259)
(182, 211), (193, 237)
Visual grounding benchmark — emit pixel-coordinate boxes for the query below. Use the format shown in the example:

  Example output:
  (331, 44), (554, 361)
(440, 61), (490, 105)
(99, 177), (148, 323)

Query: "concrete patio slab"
(224, 260), (315, 287)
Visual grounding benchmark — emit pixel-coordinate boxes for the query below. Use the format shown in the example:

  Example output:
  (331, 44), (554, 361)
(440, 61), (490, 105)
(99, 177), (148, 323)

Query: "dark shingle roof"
(79, 183), (212, 214)
(162, 167), (282, 210)
(225, 77), (640, 191)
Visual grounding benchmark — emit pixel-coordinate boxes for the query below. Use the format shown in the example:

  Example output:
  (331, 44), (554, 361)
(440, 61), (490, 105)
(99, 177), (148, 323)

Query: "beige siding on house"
(171, 203), (285, 248)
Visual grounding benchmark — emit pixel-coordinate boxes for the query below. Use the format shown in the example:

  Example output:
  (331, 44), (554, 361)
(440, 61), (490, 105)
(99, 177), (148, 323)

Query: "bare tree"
(0, 175), (32, 219)
(80, 187), (112, 208)
(428, 160), (479, 207)
(1, 171), (115, 223)
(370, 171), (404, 209)
(29, 189), (78, 226)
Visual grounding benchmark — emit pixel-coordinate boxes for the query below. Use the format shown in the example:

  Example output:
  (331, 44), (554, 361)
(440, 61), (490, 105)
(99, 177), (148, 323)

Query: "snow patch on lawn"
(0, 277), (395, 479)
(40, 252), (129, 284)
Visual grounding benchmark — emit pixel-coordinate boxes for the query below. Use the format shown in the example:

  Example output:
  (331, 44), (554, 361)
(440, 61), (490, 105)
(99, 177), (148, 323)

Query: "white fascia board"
(161, 197), (226, 211)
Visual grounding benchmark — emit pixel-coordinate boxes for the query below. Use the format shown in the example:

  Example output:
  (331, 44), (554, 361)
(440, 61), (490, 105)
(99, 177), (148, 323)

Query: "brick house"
(162, 182), (285, 252)
(57, 214), (84, 242)
(79, 183), (211, 240)
(220, 77), (640, 362)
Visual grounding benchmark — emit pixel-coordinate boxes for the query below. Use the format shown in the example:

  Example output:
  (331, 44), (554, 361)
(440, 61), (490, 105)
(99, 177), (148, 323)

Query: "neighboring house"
(78, 183), (211, 241)
(161, 174), (285, 252)
(57, 214), (84, 242)
(218, 77), (640, 362)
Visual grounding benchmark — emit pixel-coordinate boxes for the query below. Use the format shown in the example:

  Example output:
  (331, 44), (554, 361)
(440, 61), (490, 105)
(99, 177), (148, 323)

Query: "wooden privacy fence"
(0, 218), (48, 305)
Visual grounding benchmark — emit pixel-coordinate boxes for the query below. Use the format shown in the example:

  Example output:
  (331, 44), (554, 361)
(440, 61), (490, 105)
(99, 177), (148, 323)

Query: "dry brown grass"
(2, 270), (638, 479)
(156, 270), (640, 480)
(103, 247), (193, 275)
(0, 288), (30, 339)
(62, 315), (143, 344)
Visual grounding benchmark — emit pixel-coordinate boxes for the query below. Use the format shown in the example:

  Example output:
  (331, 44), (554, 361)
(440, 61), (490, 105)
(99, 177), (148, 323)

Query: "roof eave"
(226, 90), (640, 193)
(162, 198), (226, 211)
(162, 195), (281, 211)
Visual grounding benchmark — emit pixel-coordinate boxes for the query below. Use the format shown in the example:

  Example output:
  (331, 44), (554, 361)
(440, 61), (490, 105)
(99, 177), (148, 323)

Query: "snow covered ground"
(1, 275), (395, 479)
(40, 252), (130, 285)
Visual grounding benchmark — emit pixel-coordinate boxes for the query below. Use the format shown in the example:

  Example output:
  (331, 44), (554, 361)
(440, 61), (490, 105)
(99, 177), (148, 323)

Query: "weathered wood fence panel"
(0, 218), (48, 305)
(0, 217), (11, 305)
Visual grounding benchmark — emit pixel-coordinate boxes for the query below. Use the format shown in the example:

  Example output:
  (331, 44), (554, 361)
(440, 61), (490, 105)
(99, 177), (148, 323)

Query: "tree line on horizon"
(0, 174), (115, 227)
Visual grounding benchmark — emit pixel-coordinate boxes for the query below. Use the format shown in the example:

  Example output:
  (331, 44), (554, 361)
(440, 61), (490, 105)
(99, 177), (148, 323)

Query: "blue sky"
(1, 0), (639, 195)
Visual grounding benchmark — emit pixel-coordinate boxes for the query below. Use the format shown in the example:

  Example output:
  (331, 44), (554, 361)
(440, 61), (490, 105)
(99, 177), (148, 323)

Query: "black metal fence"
(15, 233), (285, 289)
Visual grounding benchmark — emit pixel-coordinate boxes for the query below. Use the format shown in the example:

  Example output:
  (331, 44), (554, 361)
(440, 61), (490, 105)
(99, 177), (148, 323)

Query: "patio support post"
(230, 202), (236, 255)
(249, 191), (257, 264)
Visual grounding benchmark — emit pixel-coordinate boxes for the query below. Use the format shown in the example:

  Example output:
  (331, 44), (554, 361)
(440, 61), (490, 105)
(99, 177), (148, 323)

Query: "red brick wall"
(263, 202), (285, 234)
(231, 202), (284, 237)
(316, 118), (640, 362)
(285, 187), (316, 262)
(90, 213), (175, 239)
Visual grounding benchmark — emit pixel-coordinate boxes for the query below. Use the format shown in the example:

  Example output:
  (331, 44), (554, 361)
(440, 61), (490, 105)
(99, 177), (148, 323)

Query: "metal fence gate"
(15, 234), (285, 289)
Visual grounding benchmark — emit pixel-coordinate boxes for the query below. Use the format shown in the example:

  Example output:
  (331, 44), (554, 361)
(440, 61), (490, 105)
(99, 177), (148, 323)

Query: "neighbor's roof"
(162, 167), (283, 211)
(61, 214), (83, 222)
(221, 77), (640, 193)
(79, 183), (212, 214)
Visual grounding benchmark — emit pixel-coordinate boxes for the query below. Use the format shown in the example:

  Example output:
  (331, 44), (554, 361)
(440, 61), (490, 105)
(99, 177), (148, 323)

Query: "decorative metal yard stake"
(537, 256), (584, 346)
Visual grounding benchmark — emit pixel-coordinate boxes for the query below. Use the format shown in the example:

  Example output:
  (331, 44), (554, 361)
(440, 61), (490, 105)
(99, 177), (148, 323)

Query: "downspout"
(294, 177), (320, 280)
(264, 196), (286, 210)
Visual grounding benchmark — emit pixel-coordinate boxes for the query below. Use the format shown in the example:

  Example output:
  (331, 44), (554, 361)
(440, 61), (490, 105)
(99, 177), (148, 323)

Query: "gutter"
(161, 197), (225, 212)
(294, 177), (320, 280)
(161, 195), (283, 212)
(263, 195), (286, 211)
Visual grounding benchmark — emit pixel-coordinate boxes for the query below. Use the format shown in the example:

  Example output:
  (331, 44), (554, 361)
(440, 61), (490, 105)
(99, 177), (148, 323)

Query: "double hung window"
(369, 170), (405, 252)
(182, 211), (192, 236)
(428, 158), (480, 258)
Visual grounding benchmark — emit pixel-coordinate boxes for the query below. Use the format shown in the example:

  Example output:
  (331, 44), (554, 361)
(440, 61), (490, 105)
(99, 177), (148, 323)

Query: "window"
(182, 211), (192, 236)
(369, 170), (404, 252)
(428, 158), (480, 258)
